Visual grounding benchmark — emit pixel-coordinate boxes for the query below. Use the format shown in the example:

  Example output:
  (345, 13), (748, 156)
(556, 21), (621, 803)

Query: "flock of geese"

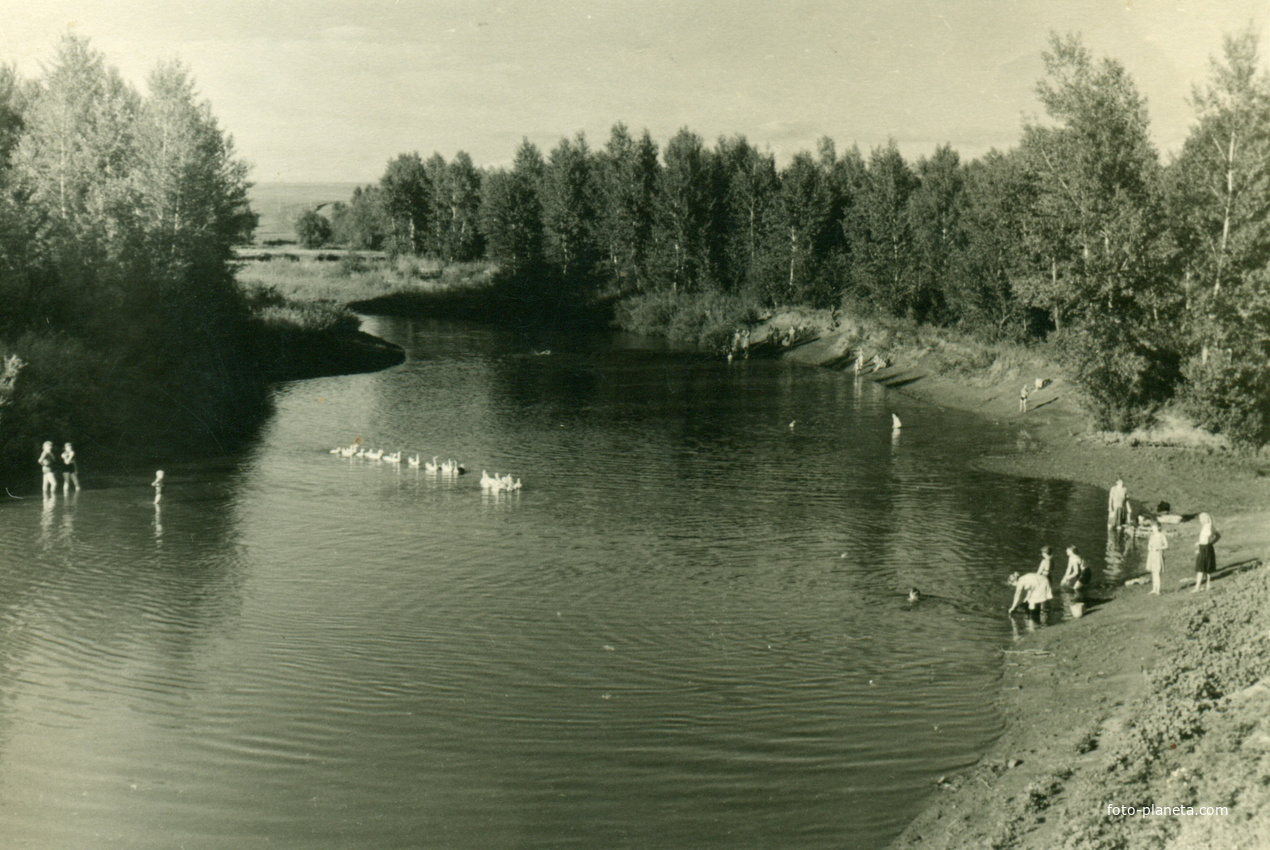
(328, 440), (522, 492)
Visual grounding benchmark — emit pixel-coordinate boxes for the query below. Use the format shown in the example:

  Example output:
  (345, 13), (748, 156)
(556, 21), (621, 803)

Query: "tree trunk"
(1216, 130), (1236, 295)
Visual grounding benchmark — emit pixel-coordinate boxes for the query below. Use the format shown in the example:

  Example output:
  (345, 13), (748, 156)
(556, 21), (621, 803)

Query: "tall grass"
(615, 290), (763, 350)
(235, 255), (499, 306)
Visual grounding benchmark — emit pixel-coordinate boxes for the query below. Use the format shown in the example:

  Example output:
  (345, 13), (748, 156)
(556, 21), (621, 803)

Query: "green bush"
(1181, 350), (1270, 449)
(295, 209), (333, 248)
(1054, 324), (1175, 431)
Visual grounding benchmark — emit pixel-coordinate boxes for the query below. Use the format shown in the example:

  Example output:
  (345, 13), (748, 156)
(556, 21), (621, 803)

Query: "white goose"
(333, 439), (362, 457)
(407, 454), (421, 467)
(424, 456), (440, 474)
(383, 451), (402, 464)
(364, 448), (384, 461)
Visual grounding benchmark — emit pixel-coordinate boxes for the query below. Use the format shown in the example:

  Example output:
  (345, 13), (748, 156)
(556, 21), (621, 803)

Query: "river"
(0, 316), (1113, 849)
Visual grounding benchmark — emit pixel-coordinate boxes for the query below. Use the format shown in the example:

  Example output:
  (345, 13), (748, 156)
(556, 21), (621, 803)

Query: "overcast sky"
(2, 1), (1266, 183)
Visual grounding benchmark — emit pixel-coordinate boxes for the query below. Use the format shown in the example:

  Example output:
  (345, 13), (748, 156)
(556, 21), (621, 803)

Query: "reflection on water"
(0, 318), (1126, 849)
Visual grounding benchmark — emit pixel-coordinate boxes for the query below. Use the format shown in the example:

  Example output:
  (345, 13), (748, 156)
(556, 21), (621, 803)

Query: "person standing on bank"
(38, 441), (58, 498)
(1193, 512), (1219, 592)
(60, 442), (80, 493)
(1145, 520), (1168, 595)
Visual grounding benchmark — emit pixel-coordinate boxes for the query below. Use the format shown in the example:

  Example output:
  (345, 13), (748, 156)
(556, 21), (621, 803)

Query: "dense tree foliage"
(379, 152), (430, 254)
(329, 185), (389, 250)
(0, 35), (261, 472)
(1165, 29), (1270, 445)
(346, 29), (1270, 446)
(479, 139), (545, 273)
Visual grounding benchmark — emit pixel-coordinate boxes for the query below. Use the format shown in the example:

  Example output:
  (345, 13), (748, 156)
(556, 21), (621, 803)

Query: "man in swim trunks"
(1108, 478), (1128, 526)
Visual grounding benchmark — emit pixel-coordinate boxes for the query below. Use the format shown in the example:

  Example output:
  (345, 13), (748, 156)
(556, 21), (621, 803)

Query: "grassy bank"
(238, 253), (616, 332)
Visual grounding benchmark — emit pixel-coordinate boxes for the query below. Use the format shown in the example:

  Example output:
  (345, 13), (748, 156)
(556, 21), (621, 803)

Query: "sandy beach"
(765, 316), (1270, 849)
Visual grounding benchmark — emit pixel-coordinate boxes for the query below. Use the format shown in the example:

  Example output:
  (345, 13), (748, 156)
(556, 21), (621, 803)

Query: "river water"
(0, 316), (1114, 849)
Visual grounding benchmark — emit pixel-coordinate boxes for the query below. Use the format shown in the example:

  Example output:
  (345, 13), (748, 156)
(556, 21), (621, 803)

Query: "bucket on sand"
(1070, 602), (1085, 618)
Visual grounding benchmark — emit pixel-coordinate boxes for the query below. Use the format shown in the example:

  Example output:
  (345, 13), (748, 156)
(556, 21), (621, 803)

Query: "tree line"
(0, 34), (262, 472)
(325, 31), (1270, 446)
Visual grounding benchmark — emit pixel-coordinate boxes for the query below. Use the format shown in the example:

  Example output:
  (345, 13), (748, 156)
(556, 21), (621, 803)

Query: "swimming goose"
(383, 451), (402, 464)
(424, 456), (439, 473)
(407, 454), (421, 467)
(364, 448), (384, 461)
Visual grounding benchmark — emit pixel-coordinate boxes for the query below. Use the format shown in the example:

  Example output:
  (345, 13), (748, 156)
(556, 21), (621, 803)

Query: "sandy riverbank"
(756, 313), (1270, 849)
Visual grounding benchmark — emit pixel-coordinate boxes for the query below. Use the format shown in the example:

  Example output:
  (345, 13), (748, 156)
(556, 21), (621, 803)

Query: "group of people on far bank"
(37, 441), (79, 498)
(1109, 477), (1219, 594)
(1008, 476), (1221, 622)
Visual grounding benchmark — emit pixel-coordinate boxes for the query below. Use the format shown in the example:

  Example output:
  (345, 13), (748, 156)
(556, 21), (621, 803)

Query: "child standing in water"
(38, 441), (57, 498)
(1037, 545), (1054, 580)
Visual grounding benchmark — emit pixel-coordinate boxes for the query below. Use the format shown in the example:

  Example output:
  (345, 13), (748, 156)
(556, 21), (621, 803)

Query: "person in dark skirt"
(1193, 512), (1219, 592)
(37, 441), (57, 498)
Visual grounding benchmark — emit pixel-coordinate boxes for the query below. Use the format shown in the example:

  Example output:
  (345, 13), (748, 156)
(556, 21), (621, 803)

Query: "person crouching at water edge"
(1008, 571), (1053, 622)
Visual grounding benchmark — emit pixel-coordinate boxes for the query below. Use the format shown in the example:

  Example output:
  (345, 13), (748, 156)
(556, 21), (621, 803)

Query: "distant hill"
(248, 182), (363, 245)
